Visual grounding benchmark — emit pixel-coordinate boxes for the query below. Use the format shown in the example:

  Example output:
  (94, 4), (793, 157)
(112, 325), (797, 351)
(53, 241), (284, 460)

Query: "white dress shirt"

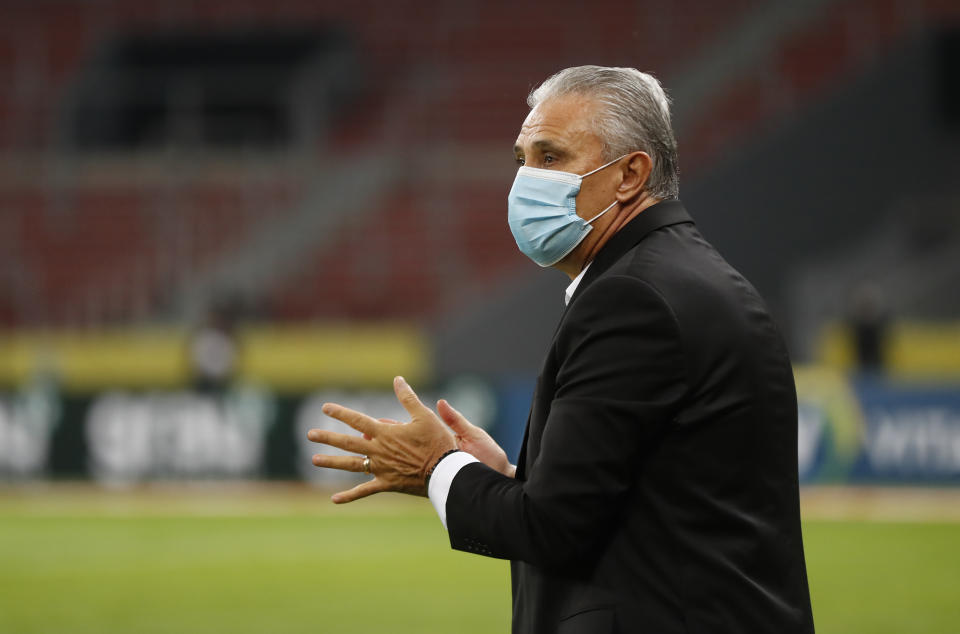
(427, 264), (592, 528)
(563, 263), (591, 306)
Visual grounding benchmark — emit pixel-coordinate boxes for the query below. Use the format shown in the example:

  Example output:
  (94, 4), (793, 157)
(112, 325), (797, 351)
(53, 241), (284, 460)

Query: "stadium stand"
(1, 0), (957, 347)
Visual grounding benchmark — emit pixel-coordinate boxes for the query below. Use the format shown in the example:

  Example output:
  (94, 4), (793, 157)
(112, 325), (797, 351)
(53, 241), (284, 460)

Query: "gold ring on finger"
(362, 456), (371, 474)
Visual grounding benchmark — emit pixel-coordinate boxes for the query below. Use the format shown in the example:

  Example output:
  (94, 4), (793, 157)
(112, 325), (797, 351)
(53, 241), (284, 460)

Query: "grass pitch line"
(2, 482), (960, 523)
(0, 481), (426, 517)
(800, 486), (960, 523)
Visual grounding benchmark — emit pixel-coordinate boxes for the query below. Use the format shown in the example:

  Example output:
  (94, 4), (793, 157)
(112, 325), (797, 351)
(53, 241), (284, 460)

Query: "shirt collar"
(564, 263), (591, 306)
(566, 200), (693, 306)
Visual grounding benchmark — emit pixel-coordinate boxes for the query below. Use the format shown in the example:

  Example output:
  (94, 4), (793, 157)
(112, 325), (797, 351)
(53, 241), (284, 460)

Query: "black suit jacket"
(446, 200), (814, 633)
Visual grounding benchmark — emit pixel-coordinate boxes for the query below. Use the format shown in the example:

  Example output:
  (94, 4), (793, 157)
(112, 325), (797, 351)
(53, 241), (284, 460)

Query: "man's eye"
(515, 157), (525, 166)
(543, 155), (555, 164)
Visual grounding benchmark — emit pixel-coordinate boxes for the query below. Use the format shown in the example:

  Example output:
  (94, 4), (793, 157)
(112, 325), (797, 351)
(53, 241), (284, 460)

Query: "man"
(309, 65), (815, 633)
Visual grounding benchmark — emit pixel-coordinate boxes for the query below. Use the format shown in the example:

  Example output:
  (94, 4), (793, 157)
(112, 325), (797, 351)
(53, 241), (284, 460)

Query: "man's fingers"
(312, 453), (368, 473)
(393, 376), (430, 418)
(366, 418), (401, 440)
(306, 428), (368, 455)
(437, 399), (470, 434)
(320, 402), (380, 436)
(331, 479), (384, 504)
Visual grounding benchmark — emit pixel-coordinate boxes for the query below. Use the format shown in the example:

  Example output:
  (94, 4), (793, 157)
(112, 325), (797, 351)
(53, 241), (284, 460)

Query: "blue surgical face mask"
(507, 155), (624, 267)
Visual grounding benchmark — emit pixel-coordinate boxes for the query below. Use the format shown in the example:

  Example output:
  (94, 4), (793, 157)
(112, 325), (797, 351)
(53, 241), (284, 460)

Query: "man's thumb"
(394, 375), (428, 417)
(437, 399), (469, 433)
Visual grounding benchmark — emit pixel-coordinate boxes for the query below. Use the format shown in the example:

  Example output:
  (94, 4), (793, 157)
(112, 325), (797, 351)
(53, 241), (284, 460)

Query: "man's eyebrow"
(513, 139), (567, 155)
(532, 139), (566, 152)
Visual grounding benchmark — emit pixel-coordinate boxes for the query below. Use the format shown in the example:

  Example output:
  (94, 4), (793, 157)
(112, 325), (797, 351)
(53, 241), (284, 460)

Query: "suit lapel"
(549, 200), (692, 344)
(568, 199), (693, 306)
(517, 200), (694, 474)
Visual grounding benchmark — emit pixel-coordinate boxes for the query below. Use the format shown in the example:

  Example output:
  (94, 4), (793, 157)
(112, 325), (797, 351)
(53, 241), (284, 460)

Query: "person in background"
(188, 294), (242, 394)
(849, 281), (890, 374)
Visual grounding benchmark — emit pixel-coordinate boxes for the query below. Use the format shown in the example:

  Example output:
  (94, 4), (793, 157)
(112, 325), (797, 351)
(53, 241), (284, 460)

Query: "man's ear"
(616, 151), (653, 202)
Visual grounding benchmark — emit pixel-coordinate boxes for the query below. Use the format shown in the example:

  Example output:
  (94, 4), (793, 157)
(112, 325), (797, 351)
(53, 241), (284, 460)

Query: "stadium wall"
(2, 352), (958, 486)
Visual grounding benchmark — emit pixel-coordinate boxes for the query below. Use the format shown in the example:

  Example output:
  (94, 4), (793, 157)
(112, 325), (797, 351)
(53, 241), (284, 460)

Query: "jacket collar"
(568, 199), (693, 304)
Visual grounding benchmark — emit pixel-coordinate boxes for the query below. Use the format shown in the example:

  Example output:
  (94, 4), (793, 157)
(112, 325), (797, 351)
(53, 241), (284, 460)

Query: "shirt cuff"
(427, 451), (479, 530)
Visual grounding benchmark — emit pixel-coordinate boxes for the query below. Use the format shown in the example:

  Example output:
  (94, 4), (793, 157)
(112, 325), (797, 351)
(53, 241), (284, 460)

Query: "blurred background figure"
(188, 293), (243, 394)
(848, 281), (889, 374)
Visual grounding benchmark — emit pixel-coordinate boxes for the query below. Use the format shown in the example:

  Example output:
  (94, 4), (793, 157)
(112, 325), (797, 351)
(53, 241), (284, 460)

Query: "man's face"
(512, 93), (619, 224)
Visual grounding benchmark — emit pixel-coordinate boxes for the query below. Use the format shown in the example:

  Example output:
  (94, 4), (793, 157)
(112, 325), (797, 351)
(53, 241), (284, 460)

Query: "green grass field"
(0, 486), (958, 633)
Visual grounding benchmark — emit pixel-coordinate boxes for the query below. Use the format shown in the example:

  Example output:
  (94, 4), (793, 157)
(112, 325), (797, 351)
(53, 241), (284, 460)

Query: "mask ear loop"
(580, 154), (629, 178)
(579, 154), (628, 224)
(585, 200), (617, 224)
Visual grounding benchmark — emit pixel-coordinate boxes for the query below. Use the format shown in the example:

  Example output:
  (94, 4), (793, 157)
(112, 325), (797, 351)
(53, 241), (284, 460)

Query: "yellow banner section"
(240, 325), (430, 390)
(0, 325), (430, 391)
(817, 321), (960, 379)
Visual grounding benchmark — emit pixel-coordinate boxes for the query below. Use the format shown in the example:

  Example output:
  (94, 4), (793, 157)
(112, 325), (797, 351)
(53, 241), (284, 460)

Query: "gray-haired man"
(309, 65), (815, 634)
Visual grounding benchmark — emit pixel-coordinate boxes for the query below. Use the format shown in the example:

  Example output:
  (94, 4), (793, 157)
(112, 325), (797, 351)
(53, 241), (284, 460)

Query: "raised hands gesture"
(308, 376), (514, 503)
(307, 376), (456, 503)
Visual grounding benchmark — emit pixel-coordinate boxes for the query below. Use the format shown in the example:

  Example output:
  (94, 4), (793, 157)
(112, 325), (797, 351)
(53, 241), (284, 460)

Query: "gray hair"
(527, 65), (680, 199)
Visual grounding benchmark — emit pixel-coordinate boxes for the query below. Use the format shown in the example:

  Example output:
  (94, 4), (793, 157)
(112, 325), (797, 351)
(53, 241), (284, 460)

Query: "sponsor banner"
(795, 370), (960, 483)
(2, 372), (958, 485)
(0, 376), (499, 487)
(82, 388), (274, 484)
(0, 380), (59, 477)
(851, 378), (960, 481)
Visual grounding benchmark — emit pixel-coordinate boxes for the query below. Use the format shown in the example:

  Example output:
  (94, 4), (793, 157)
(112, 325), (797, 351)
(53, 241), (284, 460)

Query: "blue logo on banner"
(852, 378), (960, 482)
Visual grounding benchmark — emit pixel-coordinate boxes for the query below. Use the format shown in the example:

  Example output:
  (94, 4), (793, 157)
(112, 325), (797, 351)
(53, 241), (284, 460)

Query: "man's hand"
(437, 399), (516, 478)
(308, 376), (457, 503)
